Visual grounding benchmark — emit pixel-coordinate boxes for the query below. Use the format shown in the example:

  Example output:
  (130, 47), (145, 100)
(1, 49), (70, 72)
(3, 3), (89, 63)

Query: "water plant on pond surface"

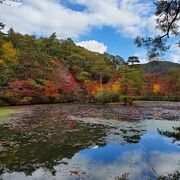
(0, 103), (180, 179)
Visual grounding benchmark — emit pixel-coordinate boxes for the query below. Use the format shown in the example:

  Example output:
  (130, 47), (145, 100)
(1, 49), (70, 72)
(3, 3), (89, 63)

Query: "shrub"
(94, 90), (119, 103)
(20, 96), (33, 104)
(28, 79), (43, 89)
(2, 90), (21, 105)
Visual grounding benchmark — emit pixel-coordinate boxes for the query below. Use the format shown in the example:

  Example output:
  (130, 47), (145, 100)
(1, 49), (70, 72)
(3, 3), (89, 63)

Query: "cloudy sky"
(0, 0), (179, 63)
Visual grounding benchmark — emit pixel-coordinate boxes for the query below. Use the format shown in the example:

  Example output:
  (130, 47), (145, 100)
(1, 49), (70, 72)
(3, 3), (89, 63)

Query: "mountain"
(139, 61), (180, 75)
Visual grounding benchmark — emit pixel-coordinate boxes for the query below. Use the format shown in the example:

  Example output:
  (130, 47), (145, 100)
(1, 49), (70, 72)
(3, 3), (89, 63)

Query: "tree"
(66, 53), (86, 72)
(50, 61), (78, 93)
(127, 56), (140, 65)
(91, 60), (112, 86)
(0, 22), (5, 31)
(135, 0), (180, 60)
(0, 41), (19, 85)
(168, 67), (180, 96)
(0, 23), (5, 46)
(76, 71), (90, 82)
(153, 83), (161, 94)
(118, 67), (145, 106)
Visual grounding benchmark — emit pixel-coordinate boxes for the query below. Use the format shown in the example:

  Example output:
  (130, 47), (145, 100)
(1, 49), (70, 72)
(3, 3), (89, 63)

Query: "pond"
(0, 102), (180, 180)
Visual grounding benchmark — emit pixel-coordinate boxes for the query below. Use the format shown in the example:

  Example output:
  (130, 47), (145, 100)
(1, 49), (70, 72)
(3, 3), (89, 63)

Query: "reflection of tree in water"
(117, 128), (145, 144)
(0, 108), (107, 176)
(123, 134), (141, 143)
(115, 173), (129, 180)
(157, 171), (180, 180)
(158, 127), (180, 142)
(157, 127), (180, 179)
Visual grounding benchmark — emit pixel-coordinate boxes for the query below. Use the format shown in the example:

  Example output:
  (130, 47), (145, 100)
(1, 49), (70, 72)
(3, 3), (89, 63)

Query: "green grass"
(0, 108), (17, 123)
(0, 108), (16, 116)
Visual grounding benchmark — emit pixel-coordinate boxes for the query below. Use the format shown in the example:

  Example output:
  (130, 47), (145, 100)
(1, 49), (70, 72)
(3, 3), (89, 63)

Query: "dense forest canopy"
(0, 25), (179, 105)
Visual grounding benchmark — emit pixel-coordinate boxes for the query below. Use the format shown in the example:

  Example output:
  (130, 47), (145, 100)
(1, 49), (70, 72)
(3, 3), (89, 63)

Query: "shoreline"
(0, 99), (180, 108)
(0, 101), (179, 123)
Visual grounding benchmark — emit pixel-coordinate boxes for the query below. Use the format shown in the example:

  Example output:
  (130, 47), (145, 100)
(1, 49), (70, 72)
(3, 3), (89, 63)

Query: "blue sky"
(79, 26), (144, 61)
(0, 0), (179, 63)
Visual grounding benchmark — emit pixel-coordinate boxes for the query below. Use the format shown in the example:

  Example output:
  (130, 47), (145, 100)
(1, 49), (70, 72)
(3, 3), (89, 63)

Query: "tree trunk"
(124, 97), (127, 106)
(124, 84), (128, 106)
(100, 74), (103, 87)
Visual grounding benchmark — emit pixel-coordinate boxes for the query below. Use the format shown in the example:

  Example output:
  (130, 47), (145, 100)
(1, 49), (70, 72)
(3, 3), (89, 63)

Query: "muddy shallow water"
(0, 101), (180, 180)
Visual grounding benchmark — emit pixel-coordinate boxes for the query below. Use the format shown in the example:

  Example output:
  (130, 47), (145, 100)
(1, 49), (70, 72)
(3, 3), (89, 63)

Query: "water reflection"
(0, 105), (180, 180)
(53, 133), (180, 180)
(158, 127), (180, 143)
(0, 120), (107, 176)
(1, 133), (180, 180)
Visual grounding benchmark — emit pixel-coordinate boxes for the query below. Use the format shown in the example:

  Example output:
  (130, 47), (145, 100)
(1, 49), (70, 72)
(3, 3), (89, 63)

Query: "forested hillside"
(0, 26), (180, 105)
(139, 61), (180, 75)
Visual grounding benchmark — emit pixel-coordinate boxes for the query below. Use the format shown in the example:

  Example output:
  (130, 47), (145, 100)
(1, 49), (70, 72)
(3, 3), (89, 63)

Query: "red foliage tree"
(44, 83), (59, 97)
(50, 61), (78, 93)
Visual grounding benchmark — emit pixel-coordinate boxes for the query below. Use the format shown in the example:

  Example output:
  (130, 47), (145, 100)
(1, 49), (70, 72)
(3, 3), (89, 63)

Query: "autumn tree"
(168, 67), (180, 96)
(50, 61), (78, 93)
(153, 83), (161, 94)
(0, 42), (19, 85)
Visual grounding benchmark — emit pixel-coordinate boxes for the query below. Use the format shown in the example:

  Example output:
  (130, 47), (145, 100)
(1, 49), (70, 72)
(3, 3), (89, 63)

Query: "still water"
(0, 103), (180, 180)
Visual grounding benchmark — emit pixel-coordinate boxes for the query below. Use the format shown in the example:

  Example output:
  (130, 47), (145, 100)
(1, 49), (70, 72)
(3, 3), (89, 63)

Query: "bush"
(119, 95), (128, 102)
(20, 96), (33, 104)
(94, 90), (119, 103)
(1, 90), (21, 105)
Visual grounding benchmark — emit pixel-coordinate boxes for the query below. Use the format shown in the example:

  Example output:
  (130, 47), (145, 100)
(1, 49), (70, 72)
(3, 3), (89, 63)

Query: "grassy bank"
(0, 108), (16, 116)
(0, 108), (18, 123)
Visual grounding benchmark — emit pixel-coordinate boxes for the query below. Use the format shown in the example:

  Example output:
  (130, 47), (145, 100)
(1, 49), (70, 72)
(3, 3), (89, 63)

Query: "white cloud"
(0, 0), (155, 39)
(134, 50), (147, 64)
(1, 0), (178, 63)
(0, 0), (92, 38)
(163, 44), (180, 64)
(134, 44), (180, 64)
(76, 40), (107, 54)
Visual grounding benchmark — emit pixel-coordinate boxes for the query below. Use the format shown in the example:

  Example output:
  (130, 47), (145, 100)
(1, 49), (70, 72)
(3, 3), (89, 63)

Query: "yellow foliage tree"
(2, 42), (19, 66)
(111, 82), (121, 93)
(0, 42), (19, 84)
(153, 84), (161, 94)
(92, 86), (104, 96)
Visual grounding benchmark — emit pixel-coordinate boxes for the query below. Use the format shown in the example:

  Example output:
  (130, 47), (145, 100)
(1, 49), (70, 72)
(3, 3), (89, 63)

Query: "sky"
(0, 0), (179, 63)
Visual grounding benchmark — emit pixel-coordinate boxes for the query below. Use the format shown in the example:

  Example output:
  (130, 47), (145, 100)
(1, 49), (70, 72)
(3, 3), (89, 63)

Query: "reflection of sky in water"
(74, 133), (180, 179)
(79, 133), (180, 164)
(2, 132), (180, 180)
